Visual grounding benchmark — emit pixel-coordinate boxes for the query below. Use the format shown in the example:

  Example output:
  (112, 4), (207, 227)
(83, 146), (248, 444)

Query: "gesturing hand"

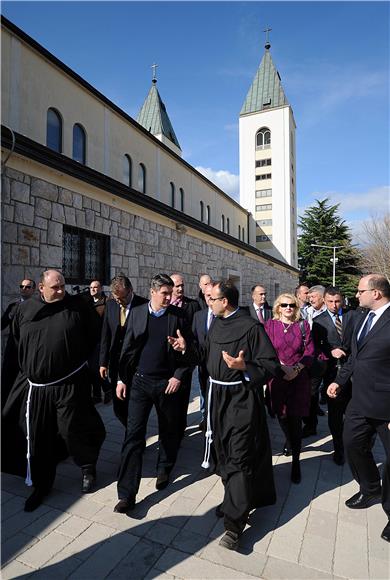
(167, 329), (186, 352)
(222, 350), (246, 370)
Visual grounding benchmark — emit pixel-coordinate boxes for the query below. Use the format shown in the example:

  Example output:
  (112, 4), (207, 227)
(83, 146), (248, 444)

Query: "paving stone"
(171, 528), (209, 554)
(53, 515), (92, 539)
(68, 530), (137, 579)
(107, 538), (165, 579)
(2, 504), (52, 542)
(143, 569), (175, 580)
(23, 509), (71, 539)
(1, 532), (39, 566)
(54, 522), (115, 562)
(299, 533), (334, 573)
(263, 555), (337, 579)
(154, 547), (257, 578)
(90, 504), (154, 537)
(146, 522), (179, 546)
(200, 536), (267, 576)
(18, 531), (73, 569)
(1, 558), (35, 579)
(25, 552), (84, 579)
(1, 495), (26, 521)
(333, 520), (369, 579)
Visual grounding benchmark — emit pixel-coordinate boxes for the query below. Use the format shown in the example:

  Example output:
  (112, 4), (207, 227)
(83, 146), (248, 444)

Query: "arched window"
(46, 108), (62, 153)
(238, 225), (241, 239)
(123, 155), (132, 187)
(170, 182), (175, 208)
(200, 201), (204, 222)
(138, 163), (146, 193)
(73, 123), (86, 164)
(221, 214), (225, 232)
(242, 227), (245, 242)
(256, 127), (271, 149)
(179, 188), (184, 212)
(226, 218), (230, 234)
(206, 205), (211, 225)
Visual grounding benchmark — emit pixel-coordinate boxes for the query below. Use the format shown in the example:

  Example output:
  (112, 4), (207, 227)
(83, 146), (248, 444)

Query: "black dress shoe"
(219, 530), (240, 551)
(283, 441), (292, 456)
(345, 491), (381, 509)
(333, 451), (345, 465)
(302, 425), (317, 438)
(215, 503), (224, 518)
(24, 488), (49, 512)
(156, 473), (169, 490)
(381, 521), (390, 542)
(113, 498), (135, 513)
(81, 465), (96, 493)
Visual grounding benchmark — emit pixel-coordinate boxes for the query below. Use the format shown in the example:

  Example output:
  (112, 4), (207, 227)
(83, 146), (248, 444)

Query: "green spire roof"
(137, 82), (181, 150)
(240, 46), (288, 115)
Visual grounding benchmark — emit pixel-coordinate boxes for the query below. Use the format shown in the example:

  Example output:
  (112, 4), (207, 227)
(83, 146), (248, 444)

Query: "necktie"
(120, 305), (127, 327)
(257, 308), (264, 323)
(207, 311), (215, 330)
(335, 314), (342, 337)
(357, 311), (375, 344)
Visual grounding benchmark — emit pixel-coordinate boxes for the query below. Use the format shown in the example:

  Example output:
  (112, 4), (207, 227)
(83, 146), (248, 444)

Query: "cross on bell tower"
(264, 26), (272, 50)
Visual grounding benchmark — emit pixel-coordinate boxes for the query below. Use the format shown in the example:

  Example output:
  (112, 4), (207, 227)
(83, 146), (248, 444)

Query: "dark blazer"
(118, 303), (195, 385)
(312, 309), (360, 361)
(180, 296), (201, 324)
(99, 294), (148, 369)
(336, 305), (390, 420)
(248, 302), (273, 323)
(1, 301), (20, 331)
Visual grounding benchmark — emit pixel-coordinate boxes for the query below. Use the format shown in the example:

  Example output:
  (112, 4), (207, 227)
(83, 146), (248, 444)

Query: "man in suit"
(170, 273), (200, 436)
(99, 274), (148, 426)
(113, 274), (195, 513)
(192, 283), (214, 429)
(248, 285), (272, 323)
(312, 287), (362, 464)
(295, 283), (310, 320)
(197, 273), (212, 309)
(328, 274), (390, 543)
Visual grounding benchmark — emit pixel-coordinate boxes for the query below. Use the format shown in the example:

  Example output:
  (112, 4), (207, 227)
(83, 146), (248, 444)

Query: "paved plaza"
(2, 381), (389, 579)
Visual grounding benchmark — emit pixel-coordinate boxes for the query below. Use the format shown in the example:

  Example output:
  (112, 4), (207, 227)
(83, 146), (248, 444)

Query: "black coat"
(312, 309), (362, 363)
(179, 296), (201, 325)
(99, 295), (148, 370)
(336, 305), (390, 420)
(118, 303), (195, 385)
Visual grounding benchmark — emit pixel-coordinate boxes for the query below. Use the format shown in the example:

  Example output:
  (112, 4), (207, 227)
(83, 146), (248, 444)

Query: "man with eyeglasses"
(198, 280), (282, 550)
(1, 279), (36, 406)
(328, 274), (390, 543)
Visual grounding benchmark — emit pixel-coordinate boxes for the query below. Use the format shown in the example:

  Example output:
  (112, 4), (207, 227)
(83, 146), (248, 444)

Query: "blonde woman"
(264, 293), (315, 483)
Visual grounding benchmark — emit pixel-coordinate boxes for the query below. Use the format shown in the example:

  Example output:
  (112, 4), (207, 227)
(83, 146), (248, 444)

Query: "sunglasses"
(280, 303), (296, 308)
(20, 285), (32, 289)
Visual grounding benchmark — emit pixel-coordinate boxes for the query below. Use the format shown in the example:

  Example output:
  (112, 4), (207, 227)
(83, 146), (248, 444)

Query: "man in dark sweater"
(114, 274), (194, 514)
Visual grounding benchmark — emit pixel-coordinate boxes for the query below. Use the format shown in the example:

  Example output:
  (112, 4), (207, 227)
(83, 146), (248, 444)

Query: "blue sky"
(3, 1), (389, 242)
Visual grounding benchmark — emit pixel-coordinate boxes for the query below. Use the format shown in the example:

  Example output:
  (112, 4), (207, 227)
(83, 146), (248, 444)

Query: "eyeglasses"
(357, 289), (375, 295)
(209, 297), (225, 302)
(280, 303), (296, 308)
(20, 285), (32, 289)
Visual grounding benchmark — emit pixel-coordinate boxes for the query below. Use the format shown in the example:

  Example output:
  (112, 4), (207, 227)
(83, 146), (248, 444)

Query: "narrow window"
(179, 188), (185, 212)
(221, 214), (225, 232)
(206, 205), (211, 225)
(138, 163), (146, 193)
(242, 227), (245, 242)
(123, 155), (132, 187)
(47, 108), (62, 153)
(226, 217), (230, 234)
(238, 225), (241, 239)
(200, 201), (204, 222)
(73, 123), (86, 164)
(170, 182), (175, 208)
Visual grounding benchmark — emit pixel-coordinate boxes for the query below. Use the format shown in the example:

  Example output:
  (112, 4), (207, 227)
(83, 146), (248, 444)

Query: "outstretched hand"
(167, 329), (186, 352)
(222, 350), (246, 370)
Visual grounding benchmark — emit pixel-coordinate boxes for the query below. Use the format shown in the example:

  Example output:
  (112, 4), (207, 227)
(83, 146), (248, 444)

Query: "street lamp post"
(310, 244), (344, 286)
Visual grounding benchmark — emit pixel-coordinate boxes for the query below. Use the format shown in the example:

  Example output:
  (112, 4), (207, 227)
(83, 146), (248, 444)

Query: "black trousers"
(344, 405), (390, 517)
(117, 373), (182, 500)
(278, 416), (302, 456)
(324, 363), (351, 454)
(109, 365), (129, 427)
(177, 371), (193, 438)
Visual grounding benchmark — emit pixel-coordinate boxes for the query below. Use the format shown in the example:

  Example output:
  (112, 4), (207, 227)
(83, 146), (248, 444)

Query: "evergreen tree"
(298, 199), (361, 300)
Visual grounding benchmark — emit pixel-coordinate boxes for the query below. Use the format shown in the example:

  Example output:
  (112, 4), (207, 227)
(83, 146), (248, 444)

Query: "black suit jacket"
(312, 309), (359, 361)
(336, 305), (390, 420)
(99, 294), (148, 370)
(180, 296), (201, 324)
(118, 303), (195, 384)
(248, 302), (272, 323)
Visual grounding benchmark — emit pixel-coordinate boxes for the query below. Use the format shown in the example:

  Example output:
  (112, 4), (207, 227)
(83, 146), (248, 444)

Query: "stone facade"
(1, 167), (298, 309)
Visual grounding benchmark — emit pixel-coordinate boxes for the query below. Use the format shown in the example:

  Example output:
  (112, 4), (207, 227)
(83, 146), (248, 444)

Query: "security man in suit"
(312, 287), (363, 464)
(328, 274), (390, 543)
(99, 274), (148, 426)
(113, 273), (195, 513)
(248, 285), (272, 324)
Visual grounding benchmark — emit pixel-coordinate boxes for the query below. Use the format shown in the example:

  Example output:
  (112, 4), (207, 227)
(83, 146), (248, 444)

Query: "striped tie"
(335, 314), (342, 337)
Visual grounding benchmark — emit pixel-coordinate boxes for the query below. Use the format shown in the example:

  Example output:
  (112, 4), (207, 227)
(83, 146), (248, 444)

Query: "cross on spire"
(264, 26), (272, 50)
(151, 63), (158, 84)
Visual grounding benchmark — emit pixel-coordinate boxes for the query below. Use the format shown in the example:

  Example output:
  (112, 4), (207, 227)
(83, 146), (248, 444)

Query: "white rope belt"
(25, 361), (87, 486)
(201, 377), (243, 469)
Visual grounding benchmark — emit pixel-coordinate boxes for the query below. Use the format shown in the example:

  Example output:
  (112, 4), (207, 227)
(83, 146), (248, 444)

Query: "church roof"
(240, 45), (288, 115)
(137, 82), (181, 150)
